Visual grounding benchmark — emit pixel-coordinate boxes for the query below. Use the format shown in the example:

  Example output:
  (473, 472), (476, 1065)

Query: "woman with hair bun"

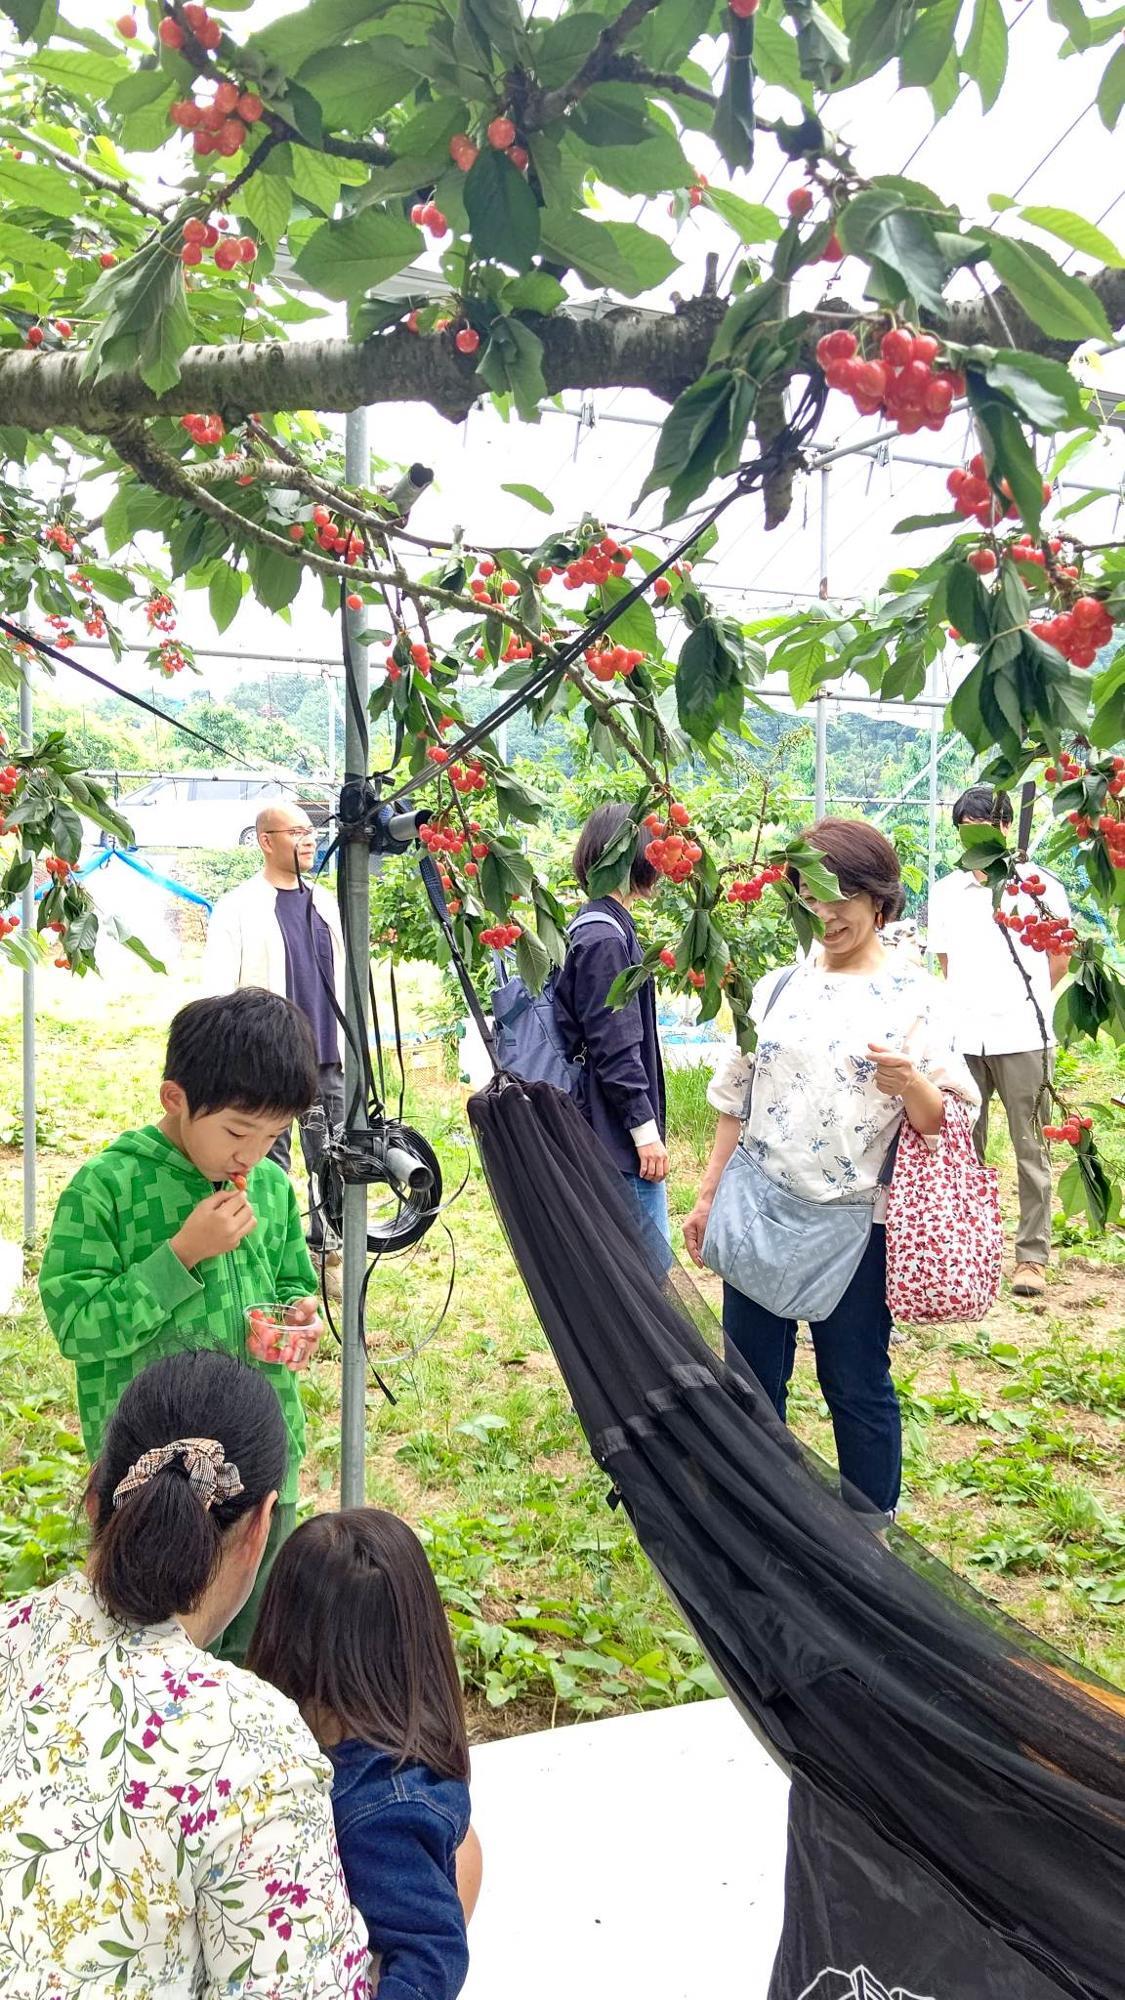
(0, 1350), (367, 1996)
(684, 818), (979, 1517)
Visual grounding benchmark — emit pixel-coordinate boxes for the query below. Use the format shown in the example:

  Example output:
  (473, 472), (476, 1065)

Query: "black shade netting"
(467, 1077), (1125, 2000)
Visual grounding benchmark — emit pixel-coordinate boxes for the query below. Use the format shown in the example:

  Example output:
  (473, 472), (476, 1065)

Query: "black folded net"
(467, 1077), (1125, 2000)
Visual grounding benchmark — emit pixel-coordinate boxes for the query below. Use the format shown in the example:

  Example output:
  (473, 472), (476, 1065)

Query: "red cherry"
(346, 593), (363, 611)
(53, 319), (72, 339)
(968, 548), (997, 574)
(786, 186), (813, 219)
(654, 576), (672, 599)
(182, 217), (208, 244)
(237, 93), (264, 125)
(212, 238), (239, 270)
(217, 119), (245, 157)
(26, 326), (43, 347)
(455, 326), (481, 354)
(821, 232), (843, 262)
(488, 116), (516, 150)
(214, 81), (240, 115)
(288, 523), (305, 541)
(116, 13), (137, 36)
(729, 0), (760, 13)
(99, 251), (117, 268)
(158, 17), (184, 46)
(238, 236), (257, 263)
(880, 327), (913, 368)
(181, 242), (203, 266)
(911, 333), (941, 364)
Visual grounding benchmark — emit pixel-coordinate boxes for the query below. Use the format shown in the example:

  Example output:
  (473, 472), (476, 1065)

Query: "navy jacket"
(330, 1739), (470, 2000)
(552, 896), (666, 1174)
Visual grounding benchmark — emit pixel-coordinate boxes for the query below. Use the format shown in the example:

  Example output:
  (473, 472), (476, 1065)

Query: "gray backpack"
(490, 908), (628, 1090)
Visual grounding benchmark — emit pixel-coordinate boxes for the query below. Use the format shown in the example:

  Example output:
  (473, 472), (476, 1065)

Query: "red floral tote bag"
(885, 1093), (1002, 1324)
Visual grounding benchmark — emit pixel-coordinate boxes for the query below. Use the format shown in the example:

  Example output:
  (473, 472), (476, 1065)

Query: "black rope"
(0, 617), (268, 771)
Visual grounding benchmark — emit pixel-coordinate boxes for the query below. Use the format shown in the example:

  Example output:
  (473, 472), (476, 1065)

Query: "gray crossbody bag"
(700, 968), (897, 1324)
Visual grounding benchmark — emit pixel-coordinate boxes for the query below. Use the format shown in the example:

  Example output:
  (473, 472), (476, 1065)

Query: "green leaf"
(1019, 205), (1123, 267)
(0, 219), (72, 272)
(80, 238), (194, 396)
(500, 483), (553, 515)
(0, 0), (57, 40)
(239, 172), (292, 251)
(962, 0), (1008, 109)
(563, 122), (693, 201)
(514, 924), (551, 994)
(293, 210), (422, 302)
(791, 0), (850, 85)
(868, 208), (949, 309)
(714, 11), (755, 173)
(250, 545), (303, 613)
(504, 272), (567, 314)
(0, 155), (84, 218)
(104, 916), (166, 976)
(288, 147), (345, 216)
(975, 349), (1087, 431)
(28, 47), (123, 94)
(107, 65), (170, 118)
(248, 0), (376, 69)
(478, 318), (548, 424)
(946, 559), (992, 645)
(676, 618), (744, 742)
(570, 83), (653, 150)
(587, 815), (640, 899)
(208, 565), (243, 634)
(1048, 0), (1090, 49)
(986, 236), (1112, 340)
(752, 16), (812, 100)
(702, 189), (781, 244)
(1098, 43), (1125, 129)
(538, 212), (676, 296)
(595, 574), (658, 657)
(297, 46), (416, 130)
(899, 0), (962, 87)
(463, 148), (541, 272)
(531, 12), (603, 88)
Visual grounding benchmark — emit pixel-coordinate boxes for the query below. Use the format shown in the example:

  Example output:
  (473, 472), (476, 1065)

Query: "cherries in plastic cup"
(245, 1302), (320, 1371)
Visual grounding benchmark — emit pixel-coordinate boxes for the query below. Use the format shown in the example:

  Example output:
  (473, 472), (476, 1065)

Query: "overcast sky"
(29, 2), (1125, 740)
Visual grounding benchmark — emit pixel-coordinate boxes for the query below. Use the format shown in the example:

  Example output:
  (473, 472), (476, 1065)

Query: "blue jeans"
(721, 1227), (901, 1514)
(619, 1170), (673, 1277)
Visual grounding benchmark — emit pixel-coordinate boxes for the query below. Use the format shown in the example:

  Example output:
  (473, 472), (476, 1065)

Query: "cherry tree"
(0, 0), (1122, 1224)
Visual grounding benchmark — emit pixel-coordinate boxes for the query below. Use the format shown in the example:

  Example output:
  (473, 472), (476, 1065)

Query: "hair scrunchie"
(111, 1437), (244, 1513)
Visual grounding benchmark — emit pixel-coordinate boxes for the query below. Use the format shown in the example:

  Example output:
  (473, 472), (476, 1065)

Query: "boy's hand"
(171, 1189), (257, 1270)
(281, 1297), (321, 1370)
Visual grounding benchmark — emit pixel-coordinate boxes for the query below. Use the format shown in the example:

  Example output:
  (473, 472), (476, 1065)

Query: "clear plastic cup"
(245, 1302), (320, 1371)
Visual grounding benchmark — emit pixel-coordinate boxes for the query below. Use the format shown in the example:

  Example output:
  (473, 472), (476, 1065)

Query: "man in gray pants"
(929, 786), (1071, 1300)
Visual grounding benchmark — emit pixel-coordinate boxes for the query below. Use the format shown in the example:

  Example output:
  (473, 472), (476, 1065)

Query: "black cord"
(0, 617), (268, 771)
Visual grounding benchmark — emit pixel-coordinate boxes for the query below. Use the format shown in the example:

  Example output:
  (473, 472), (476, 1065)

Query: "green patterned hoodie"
(39, 1125), (316, 1504)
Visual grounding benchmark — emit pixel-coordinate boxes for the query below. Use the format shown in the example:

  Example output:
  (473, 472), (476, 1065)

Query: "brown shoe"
(1012, 1263), (1046, 1298)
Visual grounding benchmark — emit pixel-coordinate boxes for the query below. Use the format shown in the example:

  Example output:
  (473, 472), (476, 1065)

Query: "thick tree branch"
(8, 270), (1121, 438)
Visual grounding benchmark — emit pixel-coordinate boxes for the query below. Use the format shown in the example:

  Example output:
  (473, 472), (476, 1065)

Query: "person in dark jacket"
(552, 802), (669, 1243)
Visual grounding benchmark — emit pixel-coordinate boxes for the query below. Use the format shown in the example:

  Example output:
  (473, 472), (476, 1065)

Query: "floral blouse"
(0, 1572), (369, 1998)
(707, 958), (979, 1206)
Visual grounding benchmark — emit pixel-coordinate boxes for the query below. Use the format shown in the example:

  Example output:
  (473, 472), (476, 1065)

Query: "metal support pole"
(326, 678), (338, 784)
(19, 670), (35, 1242)
(814, 467), (829, 817)
(340, 409), (371, 1509)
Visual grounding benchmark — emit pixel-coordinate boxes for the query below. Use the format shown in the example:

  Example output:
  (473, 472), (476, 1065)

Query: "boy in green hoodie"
(40, 986), (323, 1662)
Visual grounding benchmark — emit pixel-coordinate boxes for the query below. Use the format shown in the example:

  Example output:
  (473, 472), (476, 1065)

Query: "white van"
(110, 773), (297, 851)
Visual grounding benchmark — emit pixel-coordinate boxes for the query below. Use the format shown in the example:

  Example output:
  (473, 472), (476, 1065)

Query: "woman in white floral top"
(0, 1350), (368, 1998)
(684, 819), (978, 1517)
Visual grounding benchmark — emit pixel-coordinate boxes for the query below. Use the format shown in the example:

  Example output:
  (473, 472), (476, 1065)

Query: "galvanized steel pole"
(340, 408), (371, 1508)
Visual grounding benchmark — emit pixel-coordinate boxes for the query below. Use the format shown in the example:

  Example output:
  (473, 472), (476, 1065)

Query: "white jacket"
(200, 872), (345, 1012)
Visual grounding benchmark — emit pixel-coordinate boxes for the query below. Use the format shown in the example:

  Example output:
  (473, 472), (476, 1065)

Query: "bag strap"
(568, 908), (629, 944)
(740, 965), (799, 1125)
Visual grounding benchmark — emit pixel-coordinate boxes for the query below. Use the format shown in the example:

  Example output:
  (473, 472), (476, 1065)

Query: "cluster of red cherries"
(479, 922), (523, 950)
(470, 561), (521, 602)
(948, 455), (1054, 529)
(816, 326), (962, 433)
(180, 216), (256, 270)
(642, 805), (702, 884)
(1042, 1113), (1093, 1146)
(45, 612), (76, 651)
(1029, 596), (1115, 671)
(44, 855), (72, 882)
(44, 523), (77, 556)
(727, 864), (786, 904)
(171, 84), (263, 160)
(994, 872), (1076, 956)
(25, 318), (72, 350)
(145, 593), (177, 633)
(156, 641), (190, 676)
(584, 642), (645, 683)
(0, 912), (19, 939)
(180, 412), (227, 446)
(656, 948), (706, 989)
(553, 538), (634, 592)
(449, 120), (528, 174)
(0, 763), (20, 800)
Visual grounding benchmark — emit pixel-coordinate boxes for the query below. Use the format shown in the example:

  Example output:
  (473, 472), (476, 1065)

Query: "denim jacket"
(330, 1739), (471, 2000)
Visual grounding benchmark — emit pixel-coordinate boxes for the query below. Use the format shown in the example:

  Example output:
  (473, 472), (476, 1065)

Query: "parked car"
(106, 773), (298, 851)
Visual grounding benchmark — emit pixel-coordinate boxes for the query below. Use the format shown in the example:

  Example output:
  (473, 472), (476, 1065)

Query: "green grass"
(1, 966), (1123, 1727)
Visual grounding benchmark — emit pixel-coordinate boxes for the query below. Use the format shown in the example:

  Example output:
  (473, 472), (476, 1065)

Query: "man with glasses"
(201, 804), (344, 1260)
